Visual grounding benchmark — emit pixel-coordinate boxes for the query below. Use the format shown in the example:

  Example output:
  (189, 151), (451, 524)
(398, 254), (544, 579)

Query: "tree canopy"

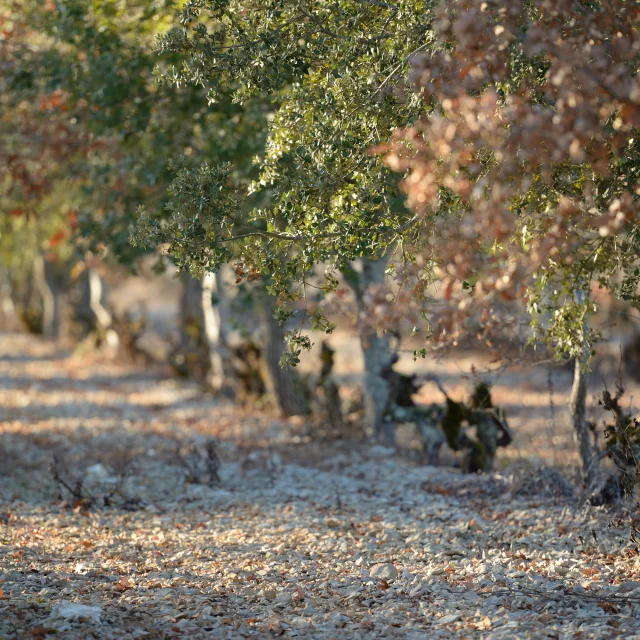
(135, 0), (640, 365)
(380, 0), (640, 359)
(131, 0), (435, 363)
(1, 0), (267, 272)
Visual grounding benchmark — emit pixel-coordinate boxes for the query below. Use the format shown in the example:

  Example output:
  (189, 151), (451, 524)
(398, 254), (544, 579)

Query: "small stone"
(438, 613), (461, 624)
(468, 517), (485, 531)
(49, 601), (102, 623)
(368, 445), (395, 458)
(370, 563), (398, 582)
(263, 589), (277, 601)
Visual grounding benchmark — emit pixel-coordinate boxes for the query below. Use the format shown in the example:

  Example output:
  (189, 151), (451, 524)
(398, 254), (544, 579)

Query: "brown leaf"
(580, 567), (599, 578)
(478, 616), (492, 630)
(597, 601), (619, 614)
(114, 578), (132, 592)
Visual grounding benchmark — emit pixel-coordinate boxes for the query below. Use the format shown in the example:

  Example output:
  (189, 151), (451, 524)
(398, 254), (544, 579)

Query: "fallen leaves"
(581, 567), (600, 579)
(477, 616), (492, 630)
(598, 601), (620, 614)
(1, 334), (640, 639)
(113, 578), (133, 593)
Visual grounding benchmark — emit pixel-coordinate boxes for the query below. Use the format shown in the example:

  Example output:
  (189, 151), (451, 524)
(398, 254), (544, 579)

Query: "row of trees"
(2, 0), (639, 495)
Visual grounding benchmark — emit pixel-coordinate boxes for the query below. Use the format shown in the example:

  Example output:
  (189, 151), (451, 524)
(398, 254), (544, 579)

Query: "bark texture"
(570, 288), (596, 490)
(258, 293), (307, 417)
(201, 271), (237, 393)
(570, 354), (596, 489)
(346, 257), (396, 445)
(178, 271), (237, 393)
(33, 254), (62, 339)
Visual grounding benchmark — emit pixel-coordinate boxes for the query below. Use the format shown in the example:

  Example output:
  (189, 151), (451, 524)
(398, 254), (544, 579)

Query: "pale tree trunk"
(345, 256), (395, 446)
(0, 266), (18, 330)
(86, 268), (112, 331)
(258, 293), (307, 417)
(570, 288), (596, 489)
(33, 254), (62, 339)
(570, 355), (595, 488)
(201, 271), (237, 394)
(180, 271), (237, 393)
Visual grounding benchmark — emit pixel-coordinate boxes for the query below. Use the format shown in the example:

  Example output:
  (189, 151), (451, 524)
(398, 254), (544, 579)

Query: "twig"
(481, 584), (640, 605)
(424, 373), (451, 400)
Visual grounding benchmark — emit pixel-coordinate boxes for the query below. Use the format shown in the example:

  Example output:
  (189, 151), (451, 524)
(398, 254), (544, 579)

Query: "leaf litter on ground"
(1, 333), (640, 638)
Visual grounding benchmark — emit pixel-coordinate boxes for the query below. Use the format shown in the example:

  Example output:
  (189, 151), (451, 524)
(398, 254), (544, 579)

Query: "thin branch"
(221, 213), (422, 244)
(345, 41), (432, 119)
(484, 584), (640, 606)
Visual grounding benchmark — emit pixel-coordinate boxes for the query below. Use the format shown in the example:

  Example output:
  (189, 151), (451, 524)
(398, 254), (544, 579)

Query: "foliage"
(2, 0), (267, 276)
(135, 0), (640, 366)
(0, 5), (93, 272)
(131, 0), (435, 360)
(6, 0), (639, 368)
(379, 0), (640, 361)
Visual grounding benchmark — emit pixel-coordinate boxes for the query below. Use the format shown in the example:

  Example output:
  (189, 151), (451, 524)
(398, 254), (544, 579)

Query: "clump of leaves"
(380, 0), (640, 359)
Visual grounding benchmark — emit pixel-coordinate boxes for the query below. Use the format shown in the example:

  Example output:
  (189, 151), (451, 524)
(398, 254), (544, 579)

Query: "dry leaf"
(478, 616), (492, 630)
(597, 601), (619, 614)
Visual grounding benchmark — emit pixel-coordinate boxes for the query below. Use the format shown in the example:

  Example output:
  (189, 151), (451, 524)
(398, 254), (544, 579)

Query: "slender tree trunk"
(258, 293), (307, 417)
(345, 256), (395, 446)
(177, 272), (208, 379)
(570, 288), (596, 489)
(33, 254), (62, 339)
(570, 353), (596, 489)
(86, 267), (112, 331)
(201, 271), (237, 394)
(0, 266), (18, 330)
(180, 272), (201, 337)
(180, 271), (237, 393)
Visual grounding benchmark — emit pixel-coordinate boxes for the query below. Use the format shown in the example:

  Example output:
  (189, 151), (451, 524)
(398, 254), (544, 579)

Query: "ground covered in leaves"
(2, 333), (640, 639)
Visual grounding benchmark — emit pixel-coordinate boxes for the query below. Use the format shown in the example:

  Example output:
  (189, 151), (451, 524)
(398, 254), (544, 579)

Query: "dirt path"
(1, 333), (640, 639)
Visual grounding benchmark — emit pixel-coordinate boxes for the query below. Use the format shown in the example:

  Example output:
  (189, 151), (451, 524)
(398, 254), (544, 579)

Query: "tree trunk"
(179, 271), (237, 393)
(345, 256), (395, 446)
(201, 271), (237, 394)
(570, 352), (596, 489)
(87, 267), (112, 331)
(177, 272), (209, 379)
(570, 288), (596, 489)
(0, 266), (19, 330)
(33, 254), (62, 339)
(258, 293), (307, 417)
